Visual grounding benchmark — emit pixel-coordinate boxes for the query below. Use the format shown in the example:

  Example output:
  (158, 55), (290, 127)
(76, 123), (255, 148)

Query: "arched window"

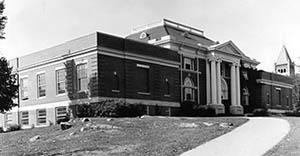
(184, 77), (195, 101)
(221, 78), (228, 100)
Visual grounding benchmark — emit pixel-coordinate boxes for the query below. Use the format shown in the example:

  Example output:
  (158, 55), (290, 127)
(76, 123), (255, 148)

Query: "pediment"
(214, 41), (244, 56)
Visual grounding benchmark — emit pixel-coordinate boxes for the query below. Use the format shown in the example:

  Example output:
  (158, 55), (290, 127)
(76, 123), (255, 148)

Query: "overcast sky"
(0, 0), (300, 72)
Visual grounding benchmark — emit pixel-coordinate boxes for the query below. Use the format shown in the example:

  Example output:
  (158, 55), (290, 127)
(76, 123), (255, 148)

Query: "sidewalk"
(181, 117), (290, 156)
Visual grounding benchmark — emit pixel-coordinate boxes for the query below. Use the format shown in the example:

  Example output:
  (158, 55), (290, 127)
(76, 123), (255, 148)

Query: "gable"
(217, 44), (242, 56)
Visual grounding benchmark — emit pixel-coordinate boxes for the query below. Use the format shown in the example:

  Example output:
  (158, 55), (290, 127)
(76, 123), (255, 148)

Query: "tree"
(0, 1), (7, 39)
(0, 57), (18, 112)
(292, 73), (300, 111)
(0, 1), (17, 112)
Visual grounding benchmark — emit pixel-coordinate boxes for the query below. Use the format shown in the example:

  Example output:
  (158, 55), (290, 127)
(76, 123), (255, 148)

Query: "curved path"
(181, 117), (290, 156)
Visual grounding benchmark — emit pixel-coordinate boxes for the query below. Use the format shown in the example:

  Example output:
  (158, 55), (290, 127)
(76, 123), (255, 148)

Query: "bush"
(6, 124), (21, 132)
(252, 108), (269, 116)
(284, 111), (300, 117)
(0, 127), (3, 133)
(73, 100), (146, 118)
(193, 105), (216, 117)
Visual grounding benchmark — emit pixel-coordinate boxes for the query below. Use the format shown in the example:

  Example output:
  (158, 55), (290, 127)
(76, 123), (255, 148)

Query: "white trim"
(55, 66), (65, 70)
(19, 101), (70, 111)
(256, 79), (294, 89)
(19, 75), (28, 79)
(36, 71), (46, 75)
(137, 92), (151, 95)
(98, 47), (179, 68)
(275, 87), (282, 90)
(75, 59), (88, 65)
(137, 64), (150, 69)
(19, 51), (98, 73)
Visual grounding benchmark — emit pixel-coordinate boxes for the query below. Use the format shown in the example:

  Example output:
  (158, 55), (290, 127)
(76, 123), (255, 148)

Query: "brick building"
(0, 19), (294, 129)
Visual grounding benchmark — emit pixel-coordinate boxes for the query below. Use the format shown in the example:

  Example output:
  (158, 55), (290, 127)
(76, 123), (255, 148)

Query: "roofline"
(131, 19), (204, 36)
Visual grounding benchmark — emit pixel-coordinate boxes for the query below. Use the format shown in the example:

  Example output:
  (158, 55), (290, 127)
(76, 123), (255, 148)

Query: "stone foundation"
(230, 105), (244, 115)
(208, 104), (225, 115)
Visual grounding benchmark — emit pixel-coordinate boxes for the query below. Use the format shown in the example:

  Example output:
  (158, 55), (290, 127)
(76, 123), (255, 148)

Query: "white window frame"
(36, 109), (47, 126)
(184, 58), (194, 70)
(56, 106), (68, 122)
(20, 77), (29, 100)
(5, 113), (12, 126)
(37, 73), (46, 98)
(20, 111), (29, 126)
(76, 63), (88, 92)
(56, 68), (66, 95)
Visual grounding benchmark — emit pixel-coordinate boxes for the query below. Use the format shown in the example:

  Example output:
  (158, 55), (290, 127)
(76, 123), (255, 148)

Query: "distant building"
(275, 45), (295, 76)
(0, 19), (294, 129)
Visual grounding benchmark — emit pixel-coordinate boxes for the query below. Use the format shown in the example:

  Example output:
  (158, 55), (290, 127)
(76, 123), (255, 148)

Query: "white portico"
(206, 41), (246, 115)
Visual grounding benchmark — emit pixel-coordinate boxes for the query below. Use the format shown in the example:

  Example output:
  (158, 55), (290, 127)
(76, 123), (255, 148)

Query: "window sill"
(112, 90), (120, 93)
(37, 96), (46, 100)
(164, 94), (171, 97)
(56, 93), (67, 97)
(137, 92), (151, 95)
(35, 124), (48, 128)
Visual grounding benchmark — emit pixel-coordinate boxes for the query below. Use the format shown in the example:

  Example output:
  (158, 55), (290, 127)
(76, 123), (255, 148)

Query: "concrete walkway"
(181, 117), (290, 156)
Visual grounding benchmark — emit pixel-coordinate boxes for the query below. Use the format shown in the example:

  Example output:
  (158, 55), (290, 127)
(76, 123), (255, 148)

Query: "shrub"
(0, 127), (3, 133)
(252, 108), (269, 116)
(193, 105), (216, 117)
(6, 124), (21, 132)
(284, 111), (300, 117)
(73, 100), (146, 118)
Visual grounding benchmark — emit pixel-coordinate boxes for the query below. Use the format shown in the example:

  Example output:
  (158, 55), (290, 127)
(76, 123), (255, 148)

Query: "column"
(236, 65), (241, 106)
(230, 63), (236, 106)
(206, 59), (211, 104)
(197, 58), (200, 105)
(210, 59), (217, 104)
(216, 60), (222, 105)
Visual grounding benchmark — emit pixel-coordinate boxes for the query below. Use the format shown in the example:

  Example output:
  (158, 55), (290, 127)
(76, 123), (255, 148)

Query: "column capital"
(216, 58), (222, 63)
(208, 57), (217, 62)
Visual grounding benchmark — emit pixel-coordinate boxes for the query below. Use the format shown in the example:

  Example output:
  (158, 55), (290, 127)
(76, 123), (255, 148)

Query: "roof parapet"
(131, 19), (204, 36)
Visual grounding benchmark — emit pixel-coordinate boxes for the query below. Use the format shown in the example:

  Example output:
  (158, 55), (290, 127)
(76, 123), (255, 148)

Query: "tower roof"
(276, 45), (292, 65)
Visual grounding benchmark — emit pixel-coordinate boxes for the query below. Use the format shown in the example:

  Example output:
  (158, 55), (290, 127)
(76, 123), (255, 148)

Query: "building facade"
(0, 19), (294, 129)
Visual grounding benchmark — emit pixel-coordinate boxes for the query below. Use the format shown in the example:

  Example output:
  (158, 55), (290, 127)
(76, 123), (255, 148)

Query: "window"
(286, 96), (289, 107)
(77, 64), (88, 91)
(21, 111), (29, 126)
(37, 73), (46, 97)
(137, 64), (150, 93)
(20, 77), (29, 100)
(165, 78), (170, 96)
(183, 77), (195, 101)
(5, 113), (12, 126)
(56, 69), (66, 94)
(242, 71), (248, 80)
(112, 71), (120, 91)
(56, 107), (67, 122)
(184, 58), (194, 70)
(37, 109), (47, 125)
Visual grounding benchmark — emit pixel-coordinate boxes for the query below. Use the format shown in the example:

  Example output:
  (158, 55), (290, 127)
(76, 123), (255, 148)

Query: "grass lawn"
(0, 116), (248, 156)
(264, 117), (300, 156)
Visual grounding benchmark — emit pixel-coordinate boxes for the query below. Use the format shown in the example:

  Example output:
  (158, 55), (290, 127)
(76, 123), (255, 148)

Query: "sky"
(0, 0), (300, 72)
